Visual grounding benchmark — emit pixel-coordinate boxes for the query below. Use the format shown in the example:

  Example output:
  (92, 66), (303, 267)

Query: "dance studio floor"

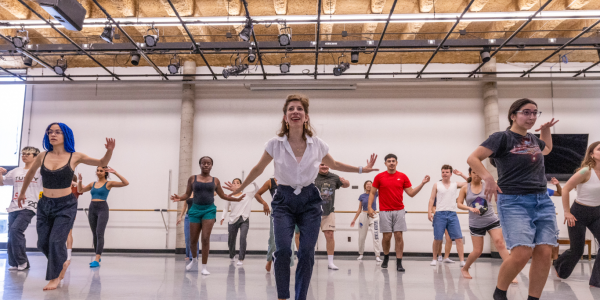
(0, 252), (598, 300)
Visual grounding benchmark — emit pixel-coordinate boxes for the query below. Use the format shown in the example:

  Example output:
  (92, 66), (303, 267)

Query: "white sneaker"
(375, 257), (382, 262)
(237, 261), (243, 266)
(437, 255), (443, 262)
(357, 255), (363, 261)
(460, 261), (466, 267)
(17, 263), (28, 271)
(8, 266), (17, 271)
(443, 258), (455, 264)
(201, 268), (211, 275)
(231, 256), (236, 262)
(186, 260), (198, 272)
(430, 260), (437, 266)
(328, 264), (339, 270)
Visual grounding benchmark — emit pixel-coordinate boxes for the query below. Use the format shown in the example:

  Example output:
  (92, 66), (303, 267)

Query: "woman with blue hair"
(18, 122), (116, 291)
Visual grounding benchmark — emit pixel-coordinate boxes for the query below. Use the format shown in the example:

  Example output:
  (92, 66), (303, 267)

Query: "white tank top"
(436, 181), (458, 212)
(576, 169), (600, 206)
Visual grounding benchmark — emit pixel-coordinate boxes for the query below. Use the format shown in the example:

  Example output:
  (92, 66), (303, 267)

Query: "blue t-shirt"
(547, 188), (555, 196)
(358, 193), (377, 211)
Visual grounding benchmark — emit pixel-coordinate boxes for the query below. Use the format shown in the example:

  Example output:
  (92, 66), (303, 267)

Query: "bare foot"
(265, 261), (272, 272)
(58, 260), (70, 280)
(461, 268), (472, 279)
(43, 278), (61, 291)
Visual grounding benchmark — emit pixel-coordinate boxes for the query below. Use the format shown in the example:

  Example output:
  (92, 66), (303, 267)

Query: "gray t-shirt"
(315, 172), (343, 216)
(465, 182), (499, 228)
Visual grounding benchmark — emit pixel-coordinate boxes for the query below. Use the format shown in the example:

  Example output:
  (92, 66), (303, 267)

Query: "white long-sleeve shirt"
(221, 182), (259, 224)
(1, 167), (42, 213)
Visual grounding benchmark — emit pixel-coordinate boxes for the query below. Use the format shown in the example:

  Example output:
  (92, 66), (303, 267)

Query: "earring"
(304, 122), (308, 129)
(286, 122), (289, 130)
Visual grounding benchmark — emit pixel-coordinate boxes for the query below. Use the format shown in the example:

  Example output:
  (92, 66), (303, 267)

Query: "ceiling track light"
(144, 26), (160, 47)
(279, 55), (291, 73)
(351, 48), (359, 63)
(333, 54), (349, 76)
(480, 46), (491, 63)
(130, 52), (141, 65)
(278, 24), (292, 47)
(239, 18), (253, 42)
(53, 56), (68, 75)
(22, 55), (33, 67)
(248, 46), (256, 63)
(222, 56), (249, 79)
(100, 24), (115, 44)
(12, 29), (29, 49)
(168, 54), (180, 74)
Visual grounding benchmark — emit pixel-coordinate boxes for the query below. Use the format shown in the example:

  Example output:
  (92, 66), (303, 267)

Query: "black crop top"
(40, 152), (75, 189)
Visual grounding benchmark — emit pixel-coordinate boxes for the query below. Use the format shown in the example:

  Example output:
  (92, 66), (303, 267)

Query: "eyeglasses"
(516, 110), (542, 118)
(47, 130), (63, 136)
(21, 153), (32, 156)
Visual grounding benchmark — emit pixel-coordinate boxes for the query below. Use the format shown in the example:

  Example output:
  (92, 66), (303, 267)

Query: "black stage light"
(239, 19), (253, 42)
(37, 0), (87, 31)
(168, 55), (180, 74)
(480, 46), (491, 63)
(351, 49), (359, 63)
(131, 53), (140, 66)
(222, 63), (249, 79)
(280, 62), (290, 73)
(248, 47), (256, 63)
(12, 30), (29, 48)
(23, 56), (33, 67)
(333, 62), (349, 76)
(53, 57), (68, 75)
(144, 27), (159, 47)
(278, 33), (291, 46)
(100, 25), (115, 44)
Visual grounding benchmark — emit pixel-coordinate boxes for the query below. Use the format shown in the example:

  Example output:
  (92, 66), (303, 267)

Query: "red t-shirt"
(71, 186), (82, 200)
(372, 171), (412, 211)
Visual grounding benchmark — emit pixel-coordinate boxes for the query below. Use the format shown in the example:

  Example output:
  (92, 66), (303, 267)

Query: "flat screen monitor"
(534, 134), (589, 181)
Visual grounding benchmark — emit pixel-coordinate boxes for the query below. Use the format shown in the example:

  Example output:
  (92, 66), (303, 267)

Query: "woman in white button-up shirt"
(232, 94), (378, 300)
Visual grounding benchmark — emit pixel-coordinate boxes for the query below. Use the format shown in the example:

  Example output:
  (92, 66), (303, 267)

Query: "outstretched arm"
(234, 151), (273, 194)
(76, 138), (116, 167)
(404, 175), (431, 198)
(77, 173), (93, 193)
(170, 176), (194, 202)
(215, 178), (245, 202)
(321, 153), (379, 174)
(17, 153), (43, 206)
(453, 169), (468, 188)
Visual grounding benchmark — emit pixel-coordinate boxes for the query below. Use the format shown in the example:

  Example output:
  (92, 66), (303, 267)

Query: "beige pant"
(358, 212), (382, 256)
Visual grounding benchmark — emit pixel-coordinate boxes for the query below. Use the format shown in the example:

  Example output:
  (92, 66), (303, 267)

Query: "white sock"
(67, 249), (72, 260)
(328, 255), (334, 265)
(201, 264), (210, 275)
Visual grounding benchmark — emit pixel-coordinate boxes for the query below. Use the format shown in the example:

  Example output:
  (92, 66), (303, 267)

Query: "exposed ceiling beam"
(0, 65), (25, 81)
(417, 0), (476, 78)
(468, 0), (553, 78)
(365, 0), (399, 79)
(90, 0), (168, 80)
(314, 0), (322, 79)
(17, 0), (120, 80)
(362, 0), (386, 40)
(241, 0), (266, 79)
(320, 0), (335, 41)
(573, 60), (600, 77)
(521, 18), (600, 77)
(165, 0), (216, 80)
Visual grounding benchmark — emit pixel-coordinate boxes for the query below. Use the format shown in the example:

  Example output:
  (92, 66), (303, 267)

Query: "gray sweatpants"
(8, 210), (35, 267)
(228, 216), (250, 260)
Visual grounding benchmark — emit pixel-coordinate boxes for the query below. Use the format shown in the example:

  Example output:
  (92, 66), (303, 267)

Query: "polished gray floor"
(0, 252), (599, 300)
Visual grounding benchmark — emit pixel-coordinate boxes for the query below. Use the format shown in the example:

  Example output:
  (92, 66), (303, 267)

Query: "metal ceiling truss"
(313, 0), (322, 79)
(365, 0), (399, 79)
(242, 0), (266, 80)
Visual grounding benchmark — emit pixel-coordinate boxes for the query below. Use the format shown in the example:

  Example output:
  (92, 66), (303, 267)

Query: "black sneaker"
(397, 264), (405, 272)
(381, 257), (389, 268)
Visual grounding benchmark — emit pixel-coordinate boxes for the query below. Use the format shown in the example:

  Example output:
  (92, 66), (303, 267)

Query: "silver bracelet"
(358, 166), (363, 174)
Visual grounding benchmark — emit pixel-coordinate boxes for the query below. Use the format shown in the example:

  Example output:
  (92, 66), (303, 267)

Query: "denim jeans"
(497, 192), (558, 250)
(8, 209), (35, 267)
(433, 211), (462, 240)
(37, 194), (77, 280)
(184, 214), (199, 260)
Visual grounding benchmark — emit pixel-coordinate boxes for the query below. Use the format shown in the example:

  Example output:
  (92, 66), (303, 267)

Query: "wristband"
(358, 166), (363, 174)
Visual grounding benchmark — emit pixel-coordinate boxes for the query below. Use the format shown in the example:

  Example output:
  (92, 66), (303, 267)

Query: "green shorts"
(188, 203), (217, 223)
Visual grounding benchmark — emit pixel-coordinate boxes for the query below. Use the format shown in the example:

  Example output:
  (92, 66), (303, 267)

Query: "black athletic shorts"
(469, 220), (501, 237)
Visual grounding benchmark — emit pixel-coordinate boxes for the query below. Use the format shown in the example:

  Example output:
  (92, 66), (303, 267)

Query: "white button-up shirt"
(221, 182), (259, 224)
(265, 135), (329, 195)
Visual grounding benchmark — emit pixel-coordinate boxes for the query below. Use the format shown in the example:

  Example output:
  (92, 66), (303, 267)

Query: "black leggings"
(88, 201), (109, 255)
(554, 201), (600, 287)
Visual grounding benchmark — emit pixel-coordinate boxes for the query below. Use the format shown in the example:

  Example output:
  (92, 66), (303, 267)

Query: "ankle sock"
(493, 287), (508, 300)
(397, 258), (402, 266)
(527, 296), (539, 300)
(383, 254), (389, 261)
(67, 249), (72, 260)
(328, 255), (334, 265)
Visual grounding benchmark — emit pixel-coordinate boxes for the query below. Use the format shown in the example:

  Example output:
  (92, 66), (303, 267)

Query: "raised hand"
(105, 167), (116, 173)
(422, 175), (431, 184)
(452, 169), (463, 177)
(550, 177), (559, 185)
(363, 153), (379, 173)
(0, 167), (7, 175)
(222, 181), (235, 192)
(170, 194), (181, 202)
(78, 173), (83, 181)
(535, 118), (559, 132)
(105, 138), (116, 150)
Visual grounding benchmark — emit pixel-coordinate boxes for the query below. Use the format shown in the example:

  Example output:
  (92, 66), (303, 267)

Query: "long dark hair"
(507, 98), (537, 130)
(467, 167), (473, 183)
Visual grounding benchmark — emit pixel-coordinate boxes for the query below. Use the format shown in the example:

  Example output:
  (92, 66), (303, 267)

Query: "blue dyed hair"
(43, 122), (76, 153)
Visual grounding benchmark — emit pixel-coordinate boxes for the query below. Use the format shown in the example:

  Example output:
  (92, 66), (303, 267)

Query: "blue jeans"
(184, 214), (199, 260)
(497, 193), (559, 250)
(433, 211), (462, 240)
(272, 184), (322, 300)
(37, 194), (77, 280)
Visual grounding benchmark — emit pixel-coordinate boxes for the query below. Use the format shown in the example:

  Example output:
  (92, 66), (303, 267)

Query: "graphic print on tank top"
(509, 135), (543, 162)
(470, 196), (488, 215)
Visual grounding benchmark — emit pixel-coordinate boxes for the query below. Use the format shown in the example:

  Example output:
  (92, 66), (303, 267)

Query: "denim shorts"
(188, 203), (217, 223)
(497, 193), (559, 250)
(433, 211), (463, 240)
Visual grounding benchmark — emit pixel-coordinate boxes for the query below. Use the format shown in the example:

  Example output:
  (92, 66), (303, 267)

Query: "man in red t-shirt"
(367, 154), (430, 271)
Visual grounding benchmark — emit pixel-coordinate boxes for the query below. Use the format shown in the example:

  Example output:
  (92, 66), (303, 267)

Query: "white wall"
(15, 73), (600, 255)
